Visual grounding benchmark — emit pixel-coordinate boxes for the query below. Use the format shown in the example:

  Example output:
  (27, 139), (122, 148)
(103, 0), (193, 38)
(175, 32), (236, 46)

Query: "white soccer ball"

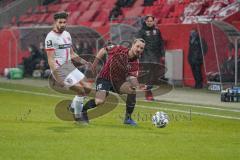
(152, 111), (169, 128)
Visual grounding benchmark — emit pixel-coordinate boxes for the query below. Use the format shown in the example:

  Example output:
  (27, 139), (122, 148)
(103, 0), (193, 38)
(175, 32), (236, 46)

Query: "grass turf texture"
(0, 83), (239, 160)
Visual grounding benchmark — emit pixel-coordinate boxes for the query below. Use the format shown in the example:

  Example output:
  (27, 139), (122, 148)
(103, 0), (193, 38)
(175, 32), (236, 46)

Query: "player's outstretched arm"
(92, 47), (107, 73)
(70, 47), (91, 65)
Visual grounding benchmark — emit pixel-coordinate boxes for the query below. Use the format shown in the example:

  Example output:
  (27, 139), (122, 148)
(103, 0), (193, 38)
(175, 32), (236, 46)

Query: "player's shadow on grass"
(54, 92), (119, 121)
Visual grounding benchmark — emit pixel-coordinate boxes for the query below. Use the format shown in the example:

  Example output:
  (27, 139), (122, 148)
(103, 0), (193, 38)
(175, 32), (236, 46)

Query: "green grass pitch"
(0, 83), (239, 160)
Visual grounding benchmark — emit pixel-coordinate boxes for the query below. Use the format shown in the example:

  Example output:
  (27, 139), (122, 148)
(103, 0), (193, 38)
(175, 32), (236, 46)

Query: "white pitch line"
(139, 100), (240, 113)
(0, 87), (71, 98)
(135, 105), (240, 121)
(0, 87), (240, 120)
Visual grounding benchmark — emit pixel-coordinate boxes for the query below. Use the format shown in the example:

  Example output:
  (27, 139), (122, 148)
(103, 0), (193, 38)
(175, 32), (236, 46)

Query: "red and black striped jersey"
(98, 45), (139, 81)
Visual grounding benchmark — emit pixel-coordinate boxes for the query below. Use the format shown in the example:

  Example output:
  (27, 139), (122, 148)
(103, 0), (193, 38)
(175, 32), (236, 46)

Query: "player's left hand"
(85, 62), (94, 73)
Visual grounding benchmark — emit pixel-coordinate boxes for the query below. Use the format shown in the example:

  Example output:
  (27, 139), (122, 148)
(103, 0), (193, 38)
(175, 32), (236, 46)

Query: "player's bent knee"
(95, 98), (105, 105)
(84, 87), (91, 94)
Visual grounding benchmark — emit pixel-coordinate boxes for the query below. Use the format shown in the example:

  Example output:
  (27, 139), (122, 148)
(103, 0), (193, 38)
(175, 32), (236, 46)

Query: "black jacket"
(188, 34), (207, 65)
(137, 22), (164, 62)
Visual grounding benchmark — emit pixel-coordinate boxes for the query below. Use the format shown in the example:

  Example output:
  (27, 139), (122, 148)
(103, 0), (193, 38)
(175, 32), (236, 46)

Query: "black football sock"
(125, 94), (136, 119)
(83, 99), (97, 111)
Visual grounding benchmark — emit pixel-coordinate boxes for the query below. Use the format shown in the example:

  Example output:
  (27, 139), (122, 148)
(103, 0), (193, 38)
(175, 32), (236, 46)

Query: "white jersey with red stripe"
(45, 30), (72, 68)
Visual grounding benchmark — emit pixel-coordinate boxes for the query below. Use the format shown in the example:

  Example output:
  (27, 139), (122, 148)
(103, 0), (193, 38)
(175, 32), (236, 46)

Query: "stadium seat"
(35, 5), (47, 13)
(183, 2), (204, 17)
(143, 6), (161, 15)
(133, 0), (144, 7)
(44, 13), (54, 24)
(18, 15), (30, 23)
(91, 21), (105, 28)
(89, 1), (102, 10)
(48, 4), (61, 13)
(124, 6), (144, 18)
(101, 0), (116, 9)
(171, 3), (185, 17)
(77, 21), (92, 27)
(94, 9), (110, 23)
(153, 0), (165, 6)
(66, 2), (81, 12)
(78, 1), (92, 13)
(203, 1), (228, 16)
(219, 2), (240, 18)
(67, 11), (81, 25)
(37, 13), (50, 23)
(78, 10), (98, 22)
(60, 3), (70, 11)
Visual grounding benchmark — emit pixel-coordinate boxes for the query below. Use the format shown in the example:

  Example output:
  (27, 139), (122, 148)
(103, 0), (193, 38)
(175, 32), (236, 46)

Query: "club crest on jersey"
(65, 78), (73, 84)
(47, 40), (53, 47)
(127, 64), (131, 70)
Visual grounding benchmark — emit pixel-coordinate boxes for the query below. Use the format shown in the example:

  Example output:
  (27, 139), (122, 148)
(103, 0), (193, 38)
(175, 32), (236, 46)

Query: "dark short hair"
(54, 11), (68, 20)
(145, 15), (155, 21)
(133, 38), (145, 44)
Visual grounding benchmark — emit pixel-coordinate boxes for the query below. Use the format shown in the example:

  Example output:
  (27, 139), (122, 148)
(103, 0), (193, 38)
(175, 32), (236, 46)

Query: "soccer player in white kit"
(45, 11), (92, 122)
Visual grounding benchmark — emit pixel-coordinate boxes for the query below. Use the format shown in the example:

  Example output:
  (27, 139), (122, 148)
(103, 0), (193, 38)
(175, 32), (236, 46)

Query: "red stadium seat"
(60, 3), (70, 11)
(101, 0), (116, 9)
(48, 4), (61, 13)
(91, 21), (105, 28)
(160, 3), (175, 18)
(133, 0), (144, 7)
(89, 1), (102, 10)
(35, 5), (47, 13)
(78, 10), (98, 22)
(44, 13), (54, 24)
(78, 1), (92, 13)
(37, 13), (50, 23)
(124, 6), (144, 18)
(67, 11), (81, 25)
(77, 21), (92, 27)
(171, 3), (185, 17)
(94, 9), (110, 23)
(66, 2), (81, 12)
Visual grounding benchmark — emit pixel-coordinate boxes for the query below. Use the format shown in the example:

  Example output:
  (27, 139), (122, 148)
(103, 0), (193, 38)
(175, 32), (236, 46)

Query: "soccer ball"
(152, 111), (169, 128)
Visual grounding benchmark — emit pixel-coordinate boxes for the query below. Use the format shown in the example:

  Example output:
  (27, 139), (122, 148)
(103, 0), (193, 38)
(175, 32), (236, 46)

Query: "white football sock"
(71, 95), (84, 118)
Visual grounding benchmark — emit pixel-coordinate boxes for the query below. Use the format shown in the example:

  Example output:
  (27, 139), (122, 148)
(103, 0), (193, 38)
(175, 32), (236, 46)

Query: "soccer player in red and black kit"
(80, 38), (145, 125)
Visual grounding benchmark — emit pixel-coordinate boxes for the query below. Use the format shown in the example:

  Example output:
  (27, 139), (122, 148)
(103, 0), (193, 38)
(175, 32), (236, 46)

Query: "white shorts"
(52, 63), (85, 87)
(63, 68), (85, 87)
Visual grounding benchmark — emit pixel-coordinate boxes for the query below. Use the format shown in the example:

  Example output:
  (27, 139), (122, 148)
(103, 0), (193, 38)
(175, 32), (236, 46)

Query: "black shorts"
(96, 78), (121, 94)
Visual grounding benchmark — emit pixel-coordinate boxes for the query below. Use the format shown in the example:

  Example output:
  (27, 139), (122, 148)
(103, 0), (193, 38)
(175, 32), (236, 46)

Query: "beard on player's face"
(57, 25), (65, 32)
(129, 49), (141, 61)
(55, 19), (67, 33)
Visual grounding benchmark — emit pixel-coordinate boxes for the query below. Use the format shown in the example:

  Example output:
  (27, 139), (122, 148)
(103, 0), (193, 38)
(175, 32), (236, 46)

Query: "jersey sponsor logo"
(65, 78), (73, 84)
(47, 40), (53, 47)
(58, 44), (71, 49)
